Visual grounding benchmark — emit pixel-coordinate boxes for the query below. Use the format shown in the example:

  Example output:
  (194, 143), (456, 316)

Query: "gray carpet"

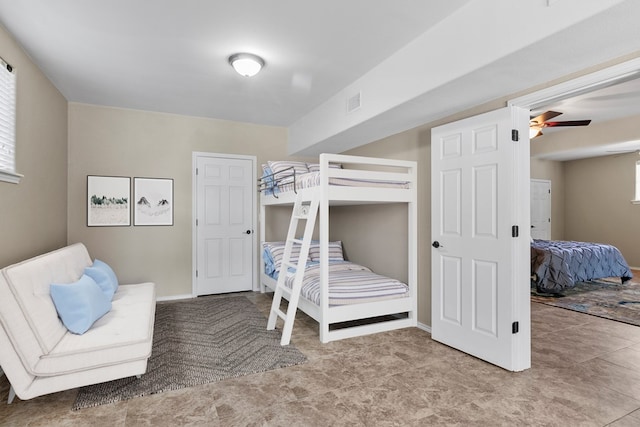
(73, 295), (307, 410)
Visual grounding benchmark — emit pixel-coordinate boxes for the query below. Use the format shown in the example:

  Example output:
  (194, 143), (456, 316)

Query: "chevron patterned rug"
(73, 295), (306, 410)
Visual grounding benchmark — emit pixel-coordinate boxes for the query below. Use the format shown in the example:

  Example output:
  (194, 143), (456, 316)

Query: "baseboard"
(417, 321), (431, 334)
(156, 294), (194, 302)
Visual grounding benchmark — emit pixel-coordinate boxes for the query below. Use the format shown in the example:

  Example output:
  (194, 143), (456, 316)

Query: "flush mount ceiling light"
(228, 53), (265, 77)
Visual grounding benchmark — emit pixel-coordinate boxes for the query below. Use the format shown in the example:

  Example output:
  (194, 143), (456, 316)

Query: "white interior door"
(431, 106), (530, 372)
(530, 179), (551, 240)
(195, 154), (255, 295)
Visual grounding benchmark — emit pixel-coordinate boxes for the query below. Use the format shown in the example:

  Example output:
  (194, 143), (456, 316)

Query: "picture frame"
(87, 175), (131, 227)
(133, 177), (174, 226)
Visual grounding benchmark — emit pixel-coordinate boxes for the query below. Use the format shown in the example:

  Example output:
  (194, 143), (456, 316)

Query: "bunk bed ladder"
(267, 192), (320, 345)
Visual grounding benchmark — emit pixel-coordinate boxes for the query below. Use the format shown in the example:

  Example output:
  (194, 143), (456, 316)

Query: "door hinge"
(512, 321), (519, 334)
(195, 270), (198, 278)
(196, 219), (199, 226)
(511, 129), (519, 142)
(196, 168), (199, 175)
(512, 225), (519, 237)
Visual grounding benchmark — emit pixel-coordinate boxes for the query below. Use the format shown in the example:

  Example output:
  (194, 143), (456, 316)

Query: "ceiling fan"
(529, 111), (591, 138)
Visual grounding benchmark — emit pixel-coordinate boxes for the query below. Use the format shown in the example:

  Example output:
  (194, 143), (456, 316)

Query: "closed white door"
(431, 107), (530, 372)
(530, 179), (551, 240)
(195, 154), (255, 295)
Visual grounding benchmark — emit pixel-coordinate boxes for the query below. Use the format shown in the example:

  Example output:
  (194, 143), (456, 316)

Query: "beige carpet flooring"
(2, 292), (640, 425)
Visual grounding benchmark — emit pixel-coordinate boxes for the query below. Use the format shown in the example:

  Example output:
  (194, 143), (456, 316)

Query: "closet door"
(194, 154), (256, 295)
(530, 179), (551, 240)
(431, 106), (530, 372)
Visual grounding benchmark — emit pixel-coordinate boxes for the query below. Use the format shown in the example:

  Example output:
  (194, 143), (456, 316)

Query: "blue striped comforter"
(285, 261), (409, 306)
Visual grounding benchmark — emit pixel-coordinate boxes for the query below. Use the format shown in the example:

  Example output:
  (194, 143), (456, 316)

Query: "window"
(0, 57), (19, 184)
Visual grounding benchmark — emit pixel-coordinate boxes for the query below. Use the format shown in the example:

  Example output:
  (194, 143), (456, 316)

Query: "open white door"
(431, 106), (531, 372)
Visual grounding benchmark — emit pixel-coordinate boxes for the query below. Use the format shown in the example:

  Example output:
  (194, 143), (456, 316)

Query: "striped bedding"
(266, 171), (410, 195)
(284, 261), (409, 306)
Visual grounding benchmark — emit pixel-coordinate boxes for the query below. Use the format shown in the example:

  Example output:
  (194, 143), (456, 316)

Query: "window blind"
(0, 59), (16, 173)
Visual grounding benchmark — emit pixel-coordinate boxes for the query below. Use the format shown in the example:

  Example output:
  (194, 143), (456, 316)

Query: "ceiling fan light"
(229, 53), (264, 77)
(529, 128), (542, 139)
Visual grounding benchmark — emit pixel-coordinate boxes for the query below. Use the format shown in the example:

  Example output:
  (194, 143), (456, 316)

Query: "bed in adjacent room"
(531, 239), (632, 294)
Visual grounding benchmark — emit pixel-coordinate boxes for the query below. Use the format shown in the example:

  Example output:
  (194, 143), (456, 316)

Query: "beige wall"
(530, 158), (565, 240)
(339, 128), (429, 323)
(0, 26), (68, 268)
(67, 104), (296, 298)
(564, 152), (640, 267)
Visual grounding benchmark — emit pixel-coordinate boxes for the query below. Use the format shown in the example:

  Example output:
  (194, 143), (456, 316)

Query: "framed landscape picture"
(87, 175), (131, 226)
(133, 177), (174, 226)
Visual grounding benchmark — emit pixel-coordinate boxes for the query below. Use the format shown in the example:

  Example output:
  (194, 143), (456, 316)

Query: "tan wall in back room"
(67, 103), (302, 298)
(564, 151), (640, 267)
(0, 25), (68, 268)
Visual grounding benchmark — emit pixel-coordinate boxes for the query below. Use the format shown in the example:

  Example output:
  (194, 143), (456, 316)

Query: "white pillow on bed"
(267, 161), (309, 177)
(309, 241), (344, 262)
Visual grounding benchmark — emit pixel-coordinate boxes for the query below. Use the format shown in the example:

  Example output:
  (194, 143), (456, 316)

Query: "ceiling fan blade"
(543, 120), (591, 128)
(530, 110), (562, 125)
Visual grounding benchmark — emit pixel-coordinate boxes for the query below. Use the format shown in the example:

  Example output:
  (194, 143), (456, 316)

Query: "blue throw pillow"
(50, 275), (112, 334)
(84, 265), (115, 300)
(91, 259), (119, 295)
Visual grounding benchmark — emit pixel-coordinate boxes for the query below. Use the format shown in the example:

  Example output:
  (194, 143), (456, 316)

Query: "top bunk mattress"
(259, 157), (412, 198)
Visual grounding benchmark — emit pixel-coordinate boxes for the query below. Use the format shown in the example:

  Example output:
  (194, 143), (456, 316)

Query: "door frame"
(508, 58), (640, 115)
(191, 152), (258, 297)
(495, 57), (640, 363)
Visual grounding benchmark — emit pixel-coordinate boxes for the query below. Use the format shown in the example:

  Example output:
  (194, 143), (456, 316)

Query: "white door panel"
(530, 179), (551, 240)
(195, 155), (255, 295)
(432, 107), (530, 372)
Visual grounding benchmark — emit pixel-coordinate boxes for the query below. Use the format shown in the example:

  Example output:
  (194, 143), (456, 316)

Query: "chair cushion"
(35, 283), (155, 375)
(50, 275), (112, 335)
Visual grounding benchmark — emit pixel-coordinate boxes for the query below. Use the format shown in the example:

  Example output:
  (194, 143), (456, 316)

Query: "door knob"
(432, 241), (440, 248)
(245, 229), (252, 235)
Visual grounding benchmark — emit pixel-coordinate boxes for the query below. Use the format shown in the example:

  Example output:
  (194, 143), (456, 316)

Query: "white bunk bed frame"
(259, 153), (418, 343)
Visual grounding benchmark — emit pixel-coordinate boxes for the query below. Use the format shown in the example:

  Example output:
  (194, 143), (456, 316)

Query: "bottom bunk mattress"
(531, 239), (632, 293)
(284, 261), (410, 306)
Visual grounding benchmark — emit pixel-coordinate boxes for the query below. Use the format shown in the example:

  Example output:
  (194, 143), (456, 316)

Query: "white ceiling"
(0, 0), (469, 126)
(531, 78), (640, 130)
(0, 1), (640, 158)
(531, 77), (640, 160)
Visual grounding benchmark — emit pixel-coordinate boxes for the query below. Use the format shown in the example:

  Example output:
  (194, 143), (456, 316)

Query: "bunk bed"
(259, 153), (417, 343)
